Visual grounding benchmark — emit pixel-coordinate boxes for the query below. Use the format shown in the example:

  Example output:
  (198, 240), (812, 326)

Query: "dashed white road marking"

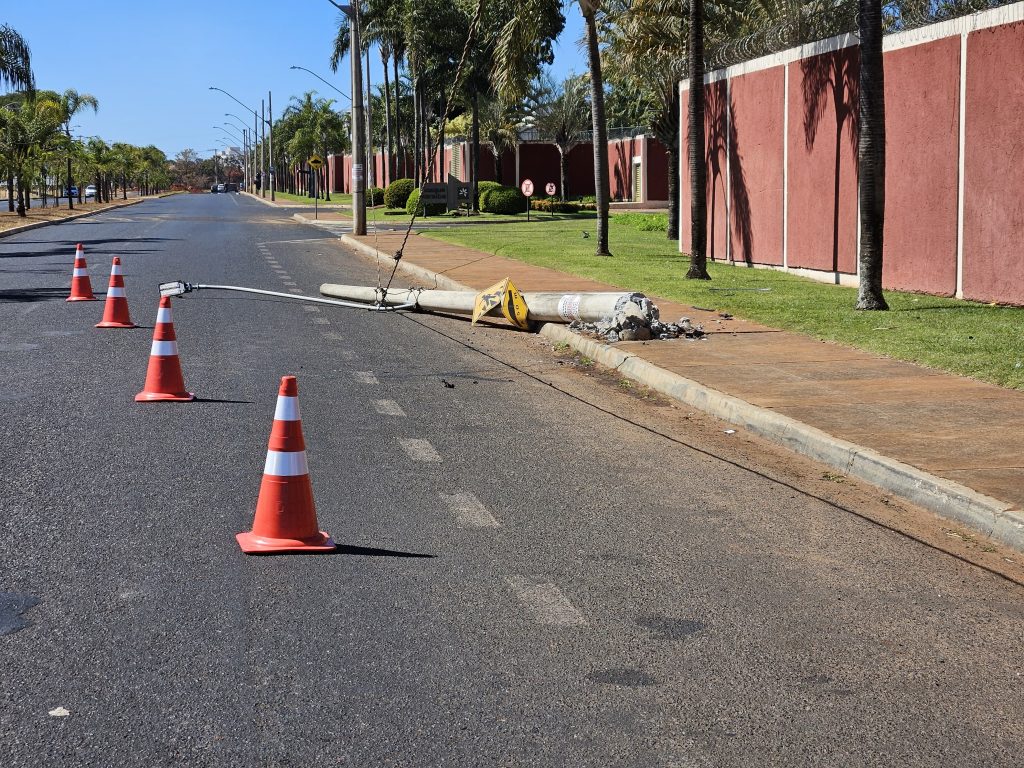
(303, 305), (319, 313)
(353, 371), (378, 385)
(284, 281), (298, 287)
(311, 317), (330, 325)
(288, 288), (303, 294)
(372, 399), (405, 416)
(506, 577), (588, 626)
(398, 438), (442, 463)
(441, 491), (499, 528)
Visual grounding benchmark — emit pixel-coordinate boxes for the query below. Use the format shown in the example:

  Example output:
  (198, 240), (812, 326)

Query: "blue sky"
(4, 1), (587, 159)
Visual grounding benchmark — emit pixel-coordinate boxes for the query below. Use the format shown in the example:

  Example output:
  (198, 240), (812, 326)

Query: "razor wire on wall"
(706, 0), (1019, 70)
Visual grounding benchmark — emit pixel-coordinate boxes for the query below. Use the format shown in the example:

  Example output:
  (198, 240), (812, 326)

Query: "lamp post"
(325, 2), (366, 235)
(289, 65), (352, 210)
(226, 114), (254, 193)
(204, 149), (220, 185)
(220, 124), (249, 190)
(209, 86), (275, 200)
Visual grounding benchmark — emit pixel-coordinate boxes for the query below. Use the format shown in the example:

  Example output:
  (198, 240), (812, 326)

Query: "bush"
(406, 187), (446, 216)
(480, 184), (527, 215)
(579, 194), (597, 204)
(530, 198), (581, 214)
(476, 180), (503, 208)
(384, 178), (415, 209)
(365, 186), (386, 206)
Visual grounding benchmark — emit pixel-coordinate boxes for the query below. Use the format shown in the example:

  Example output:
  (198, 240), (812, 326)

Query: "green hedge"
(365, 186), (385, 206)
(480, 184), (527, 215)
(476, 180), (503, 208)
(384, 178), (415, 209)
(531, 198), (581, 214)
(406, 188), (446, 216)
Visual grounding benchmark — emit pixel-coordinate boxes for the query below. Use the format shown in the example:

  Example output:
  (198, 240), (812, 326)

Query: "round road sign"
(520, 179), (534, 197)
(545, 182), (557, 196)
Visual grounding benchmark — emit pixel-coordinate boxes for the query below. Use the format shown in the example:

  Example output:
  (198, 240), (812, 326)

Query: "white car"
(84, 185), (97, 199)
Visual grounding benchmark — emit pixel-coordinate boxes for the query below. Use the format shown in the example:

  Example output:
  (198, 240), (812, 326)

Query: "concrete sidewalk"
(334, 231), (1024, 551)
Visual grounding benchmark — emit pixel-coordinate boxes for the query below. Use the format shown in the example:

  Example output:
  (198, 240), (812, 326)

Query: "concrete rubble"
(568, 293), (706, 343)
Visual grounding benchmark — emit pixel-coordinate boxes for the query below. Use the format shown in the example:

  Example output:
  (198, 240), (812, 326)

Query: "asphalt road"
(2, 193), (1023, 767)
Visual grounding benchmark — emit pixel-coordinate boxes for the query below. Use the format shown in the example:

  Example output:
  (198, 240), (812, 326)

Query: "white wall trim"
(956, 32), (968, 299)
(683, 4), (1024, 89)
(725, 77), (732, 262)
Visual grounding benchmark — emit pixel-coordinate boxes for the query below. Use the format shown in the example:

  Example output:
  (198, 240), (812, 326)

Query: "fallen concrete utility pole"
(319, 283), (649, 324)
(159, 281), (416, 312)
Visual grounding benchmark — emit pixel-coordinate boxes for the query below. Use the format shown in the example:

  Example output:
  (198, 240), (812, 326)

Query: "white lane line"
(353, 371), (378, 385)
(398, 438), (441, 463)
(311, 317), (330, 325)
(441, 491), (499, 528)
(506, 577), (588, 626)
(372, 399), (405, 417)
(302, 305), (320, 312)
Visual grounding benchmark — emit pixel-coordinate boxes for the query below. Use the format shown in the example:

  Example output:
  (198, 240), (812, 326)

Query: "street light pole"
(327, 1), (366, 235)
(268, 91), (275, 201)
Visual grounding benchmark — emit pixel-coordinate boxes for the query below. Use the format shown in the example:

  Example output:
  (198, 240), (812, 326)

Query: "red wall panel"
(786, 47), (860, 273)
(644, 136), (670, 202)
(680, 83), (729, 260)
(729, 67), (786, 265)
(882, 37), (960, 295)
(962, 21), (1024, 304)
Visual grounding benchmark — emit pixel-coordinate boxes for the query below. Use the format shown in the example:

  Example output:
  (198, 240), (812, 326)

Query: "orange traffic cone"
(95, 257), (136, 328)
(134, 297), (195, 402)
(236, 375), (335, 554)
(66, 244), (97, 302)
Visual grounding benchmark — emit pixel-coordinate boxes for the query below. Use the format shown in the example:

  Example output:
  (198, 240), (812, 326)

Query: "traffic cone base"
(66, 295), (98, 303)
(237, 375), (334, 554)
(134, 390), (195, 402)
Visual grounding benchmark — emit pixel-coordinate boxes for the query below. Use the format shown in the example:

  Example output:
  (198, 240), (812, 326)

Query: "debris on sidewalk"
(568, 293), (705, 342)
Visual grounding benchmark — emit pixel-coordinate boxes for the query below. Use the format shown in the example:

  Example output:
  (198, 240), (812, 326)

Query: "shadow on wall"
(705, 82), (753, 263)
(801, 49), (859, 273)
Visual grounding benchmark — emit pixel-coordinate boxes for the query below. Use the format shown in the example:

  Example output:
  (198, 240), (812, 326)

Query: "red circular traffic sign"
(520, 179), (534, 197)
(545, 182), (557, 195)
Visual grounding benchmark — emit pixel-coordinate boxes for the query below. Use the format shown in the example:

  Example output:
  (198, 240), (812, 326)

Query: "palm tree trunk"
(559, 149), (569, 203)
(856, 0), (888, 310)
(686, 0), (711, 280)
(583, 7), (611, 256)
(471, 91), (480, 212)
(382, 49), (394, 187)
(413, 76), (421, 184)
(393, 55), (403, 177)
(8, 172), (15, 212)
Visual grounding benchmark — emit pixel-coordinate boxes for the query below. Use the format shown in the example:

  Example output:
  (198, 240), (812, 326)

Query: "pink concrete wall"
(680, 83), (729, 260)
(645, 136), (669, 202)
(609, 137), (639, 200)
(729, 67), (786, 265)
(786, 47), (860, 274)
(962, 21), (1024, 304)
(882, 37), (961, 295)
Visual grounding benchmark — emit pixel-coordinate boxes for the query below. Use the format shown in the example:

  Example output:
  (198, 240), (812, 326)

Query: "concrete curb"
(0, 196), (157, 240)
(336, 233), (1024, 552)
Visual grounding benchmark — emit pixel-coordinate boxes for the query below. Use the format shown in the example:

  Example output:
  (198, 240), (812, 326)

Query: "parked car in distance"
(210, 184), (218, 193)
(67, 186), (78, 198)
(84, 185), (96, 199)
(225, 183), (238, 193)
(216, 183), (226, 193)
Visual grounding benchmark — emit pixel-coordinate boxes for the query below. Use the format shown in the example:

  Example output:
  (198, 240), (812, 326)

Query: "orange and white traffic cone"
(66, 244), (97, 302)
(236, 375), (335, 554)
(95, 257), (136, 328)
(134, 296), (195, 402)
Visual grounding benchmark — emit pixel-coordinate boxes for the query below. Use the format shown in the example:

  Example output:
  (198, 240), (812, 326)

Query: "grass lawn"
(270, 190), (352, 206)
(422, 214), (1024, 390)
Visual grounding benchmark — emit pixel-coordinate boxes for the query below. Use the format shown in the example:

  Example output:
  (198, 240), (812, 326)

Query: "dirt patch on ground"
(0, 198), (151, 234)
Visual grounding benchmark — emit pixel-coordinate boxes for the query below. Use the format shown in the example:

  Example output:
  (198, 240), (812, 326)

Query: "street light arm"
(289, 65), (350, 102)
(210, 87), (271, 126)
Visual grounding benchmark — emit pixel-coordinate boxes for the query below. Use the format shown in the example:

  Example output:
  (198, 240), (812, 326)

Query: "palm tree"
(0, 24), (34, 93)
(855, 0), (888, 310)
(580, 0), (612, 255)
(55, 89), (98, 210)
(531, 74), (590, 201)
(0, 93), (64, 215)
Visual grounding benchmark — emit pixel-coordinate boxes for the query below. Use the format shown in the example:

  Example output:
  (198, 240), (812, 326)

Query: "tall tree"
(580, 0), (612, 255)
(531, 74), (589, 201)
(855, 0), (888, 310)
(55, 89), (98, 210)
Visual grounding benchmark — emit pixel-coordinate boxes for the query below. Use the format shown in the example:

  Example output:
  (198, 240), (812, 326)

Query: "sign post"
(308, 154), (324, 220)
(545, 182), (557, 218)
(521, 178), (534, 222)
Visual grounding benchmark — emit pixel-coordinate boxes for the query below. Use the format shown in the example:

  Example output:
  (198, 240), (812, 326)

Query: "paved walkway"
(333, 231), (1024, 549)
